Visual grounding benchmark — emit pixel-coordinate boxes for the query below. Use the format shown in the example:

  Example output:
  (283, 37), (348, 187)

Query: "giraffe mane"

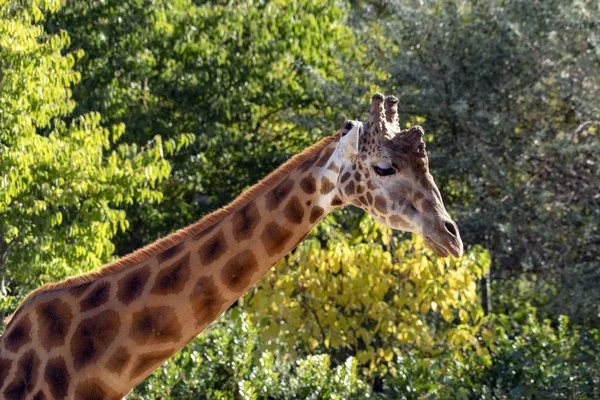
(5, 133), (339, 327)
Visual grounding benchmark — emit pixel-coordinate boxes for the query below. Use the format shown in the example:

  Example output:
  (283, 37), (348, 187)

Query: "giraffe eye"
(373, 162), (396, 176)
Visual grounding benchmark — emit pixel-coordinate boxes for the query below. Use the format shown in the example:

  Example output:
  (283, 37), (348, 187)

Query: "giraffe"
(0, 94), (462, 399)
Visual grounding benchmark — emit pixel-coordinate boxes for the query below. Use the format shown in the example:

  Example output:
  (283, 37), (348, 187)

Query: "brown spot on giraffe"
(3, 349), (39, 400)
(422, 198), (436, 214)
(284, 196), (305, 224)
(260, 222), (293, 257)
(298, 154), (318, 172)
(266, 178), (294, 210)
(198, 230), (227, 266)
(331, 196), (343, 207)
(231, 202), (260, 242)
(192, 222), (219, 240)
(69, 282), (92, 298)
(0, 358), (12, 390)
(299, 175), (316, 194)
(156, 242), (185, 264)
(130, 306), (182, 345)
(366, 192), (374, 205)
(36, 298), (73, 351)
(390, 215), (409, 227)
(32, 391), (46, 400)
(340, 172), (351, 183)
(327, 162), (339, 173)
(359, 196), (368, 206)
(116, 264), (151, 305)
(106, 346), (130, 374)
(354, 172), (362, 182)
(357, 185), (365, 194)
(344, 181), (355, 196)
(151, 252), (191, 295)
(44, 356), (70, 399)
(374, 195), (388, 214)
(129, 349), (175, 379)
(315, 147), (335, 167)
(190, 276), (225, 328)
(70, 310), (120, 371)
(80, 281), (110, 312)
(74, 378), (121, 400)
(4, 315), (31, 353)
(221, 250), (259, 292)
(320, 177), (335, 194)
(309, 206), (324, 223)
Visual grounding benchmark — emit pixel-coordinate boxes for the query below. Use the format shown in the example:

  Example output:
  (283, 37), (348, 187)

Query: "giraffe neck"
(0, 135), (343, 398)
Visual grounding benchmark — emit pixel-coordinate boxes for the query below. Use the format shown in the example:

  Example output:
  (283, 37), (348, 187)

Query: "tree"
(0, 0), (171, 318)
(247, 216), (491, 380)
(353, 0), (600, 324)
(46, 0), (377, 255)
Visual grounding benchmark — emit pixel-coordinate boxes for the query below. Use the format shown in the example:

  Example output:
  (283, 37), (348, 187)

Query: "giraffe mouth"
(424, 236), (462, 258)
(423, 237), (449, 257)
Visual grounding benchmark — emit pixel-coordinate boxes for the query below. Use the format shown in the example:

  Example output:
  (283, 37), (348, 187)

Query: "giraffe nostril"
(444, 221), (457, 237)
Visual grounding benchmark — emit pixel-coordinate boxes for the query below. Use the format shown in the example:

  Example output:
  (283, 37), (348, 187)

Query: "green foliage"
(131, 311), (370, 399)
(357, 0), (600, 325)
(0, 0), (171, 313)
(47, 0), (377, 254)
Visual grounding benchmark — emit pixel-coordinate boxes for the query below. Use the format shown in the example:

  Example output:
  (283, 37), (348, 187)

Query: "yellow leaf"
(459, 309), (469, 323)
(441, 307), (453, 322)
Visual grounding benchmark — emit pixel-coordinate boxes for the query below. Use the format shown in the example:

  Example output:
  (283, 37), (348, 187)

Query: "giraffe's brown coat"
(69, 282), (92, 298)
(0, 358), (12, 390)
(129, 349), (175, 379)
(327, 162), (339, 173)
(36, 298), (73, 351)
(221, 250), (259, 292)
(151, 252), (191, 295)
(33, 391), (46, 400)
(106, 346), (130, 374)
(357, 185), (365, 194)
(4, 315), (31, 353)
(266, 179), (294, 210)
(231, 202), (260, 242)
(299, 175), (316, 194)
(198, 230), (227, 266)
(309, 206), (324, 223)
(117, 264), (151, 306)
(375, 195), (388, 214)
(3, 349), (39, 400)
(71, 310), (121, 371)
(366, 192), (374, 205)
(44, 357), (70, 399)
(80, 281), (110, 312)
(284, 196), (305, 224)
(74, 378), (121, 400)
(315, 148), (335, 167)
(298, 154), (318, 172)
(156, 242), (185, 264)
(192, 222), (219, 240)
(260, 222), (293, 256)
(130, 306), (182, 345)
(320, 177), (334, 194)
(190, 276), (225, 328)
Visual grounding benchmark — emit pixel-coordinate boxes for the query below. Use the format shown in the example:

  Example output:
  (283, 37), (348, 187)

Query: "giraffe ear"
(337, 120), (361, 160)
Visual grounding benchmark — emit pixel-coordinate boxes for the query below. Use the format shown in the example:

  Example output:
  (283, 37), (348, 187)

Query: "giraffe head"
(333, 93), (463, 257)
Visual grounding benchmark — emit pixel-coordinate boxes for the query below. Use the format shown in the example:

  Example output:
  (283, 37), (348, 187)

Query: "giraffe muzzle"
(423, 219), (463, 258)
